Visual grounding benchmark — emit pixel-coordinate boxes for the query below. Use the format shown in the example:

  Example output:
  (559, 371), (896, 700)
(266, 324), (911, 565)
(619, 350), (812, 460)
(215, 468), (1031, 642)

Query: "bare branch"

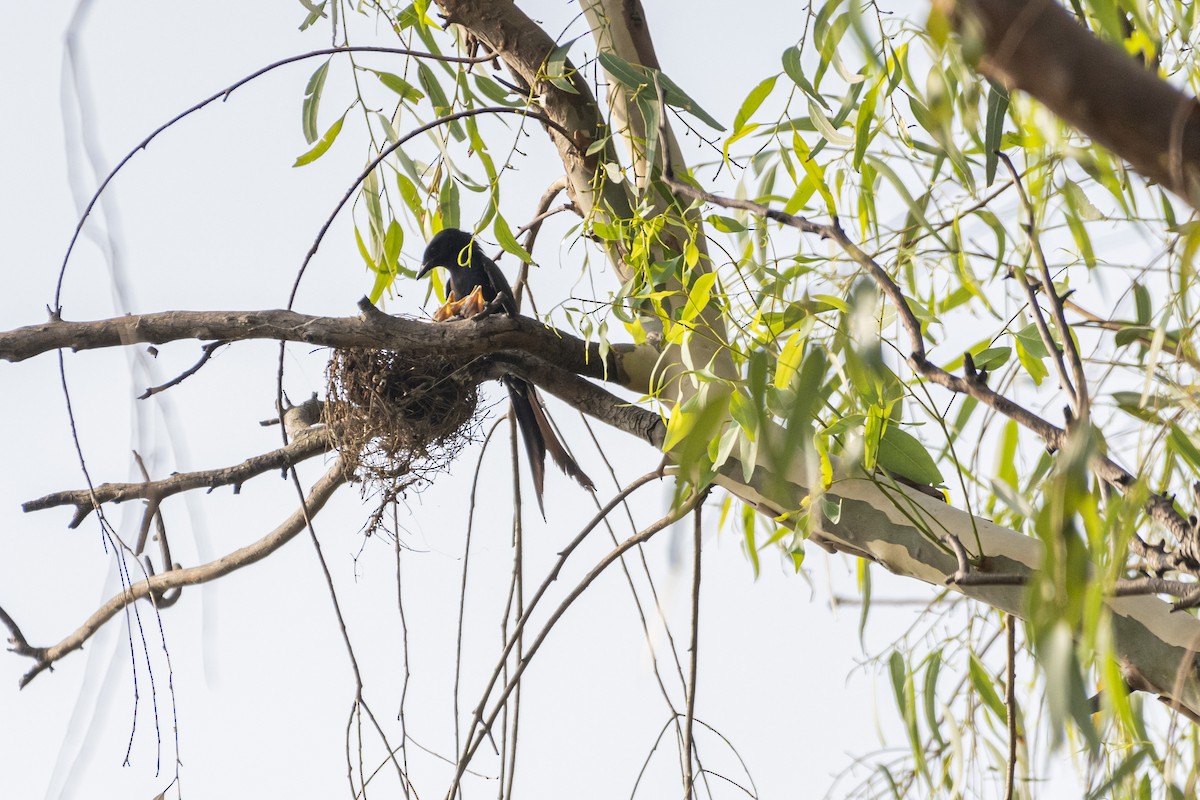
(1004, 616), (1018, 800)
(482, 352), (665, 448)
(683, 499), (703, 800)
(0, 301), (628, 387)
(434, 0), (636, 232)
(11, 457), (348, 687)
(137, 340), (228, 400)
(998, 152), (1088, 419)
(23, 429), (334, 526)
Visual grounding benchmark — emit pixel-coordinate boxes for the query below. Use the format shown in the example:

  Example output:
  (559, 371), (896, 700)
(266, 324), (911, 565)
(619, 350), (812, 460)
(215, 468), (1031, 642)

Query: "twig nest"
(325, 347), (483, 489)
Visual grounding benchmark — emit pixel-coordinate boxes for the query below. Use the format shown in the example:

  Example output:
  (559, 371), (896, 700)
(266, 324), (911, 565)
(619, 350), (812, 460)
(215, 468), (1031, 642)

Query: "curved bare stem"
(10, 456), (349, 687)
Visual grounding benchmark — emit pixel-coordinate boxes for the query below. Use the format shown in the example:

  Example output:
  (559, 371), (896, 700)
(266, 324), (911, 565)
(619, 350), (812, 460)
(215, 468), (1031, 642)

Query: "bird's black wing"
(478, 252), (519, 316)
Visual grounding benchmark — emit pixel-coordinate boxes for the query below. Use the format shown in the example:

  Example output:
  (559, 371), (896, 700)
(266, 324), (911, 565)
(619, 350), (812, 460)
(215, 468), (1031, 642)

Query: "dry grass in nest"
(325, 348), (483, 507)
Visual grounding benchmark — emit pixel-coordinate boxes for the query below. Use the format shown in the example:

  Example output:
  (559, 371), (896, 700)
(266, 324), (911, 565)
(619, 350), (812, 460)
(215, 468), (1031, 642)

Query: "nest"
(325, 347), (484, 510)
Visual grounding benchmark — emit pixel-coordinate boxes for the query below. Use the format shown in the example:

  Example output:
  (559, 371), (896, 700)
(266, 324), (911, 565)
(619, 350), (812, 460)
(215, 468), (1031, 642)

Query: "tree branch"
(23, 429), (334, 527)
(0, 298), (639, 389)
(941, 0), (1200, 207)
(10, 457), (349, 687)
(482, 353), (665, 448)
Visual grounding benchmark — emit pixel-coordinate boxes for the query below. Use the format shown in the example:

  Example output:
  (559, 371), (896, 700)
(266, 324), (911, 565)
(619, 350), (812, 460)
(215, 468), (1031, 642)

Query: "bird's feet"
(432, 285), (488, 321)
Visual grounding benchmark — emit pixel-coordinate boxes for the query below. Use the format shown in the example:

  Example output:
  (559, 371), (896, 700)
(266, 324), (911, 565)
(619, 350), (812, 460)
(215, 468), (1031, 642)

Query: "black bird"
(417, 228), (594, 514)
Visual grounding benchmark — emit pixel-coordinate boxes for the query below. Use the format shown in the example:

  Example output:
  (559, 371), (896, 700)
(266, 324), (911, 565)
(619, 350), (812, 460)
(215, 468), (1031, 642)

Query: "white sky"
(0, 3), (1041, 799)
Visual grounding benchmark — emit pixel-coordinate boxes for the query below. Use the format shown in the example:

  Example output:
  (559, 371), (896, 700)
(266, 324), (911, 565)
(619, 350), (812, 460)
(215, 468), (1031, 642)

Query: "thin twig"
(448, 472), (683, 797)
(455, 418), (505, 764)
(510, 175), (570, 309)
(998, 153), (1087, 418)
(451, 491), (704, 798)
(137, 340), (228, 399)
(504, 409), (525, 800)
(54, 45), (498, 311)
(941, 532), (973, 584)
(1004, 615), (1018, 800)
(683, 500), (704, 800)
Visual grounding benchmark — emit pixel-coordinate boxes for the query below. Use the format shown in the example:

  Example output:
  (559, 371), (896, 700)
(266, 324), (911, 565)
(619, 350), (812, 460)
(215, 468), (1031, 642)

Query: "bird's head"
(417, 228), (475, 279)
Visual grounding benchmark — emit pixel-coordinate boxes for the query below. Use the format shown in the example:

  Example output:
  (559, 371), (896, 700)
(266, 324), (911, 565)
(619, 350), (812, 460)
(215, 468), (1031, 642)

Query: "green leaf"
(493, 214), (535, 263)
(733, 76), (778, 134)
(968, 653), (1007, 722)
(742, 503), (760, 577)
(1013, 322), (1051, 358)
(1014, 336), (1048, 385)
(661, 388), (728, 482)
(706, 214), (746, 234)
(354, 225), (377, 272)
(597, 51), (724, 130)
(775, 332), (806, 389)
(853, 79), (878, 172)
(382, 219), (403, 274)
(293, 112), (346, 167)
(1133, 281), (1152, 325)
(1169, 424), (1200, 473)
(1041, 621), (1101, 750)
(782, 45), (829, 109)
(302, 59), (331, 144)
(983, 81), (1009, 186)
(418, 63), (464, 141)
(888, 651), (907, 719)
(680, 272), (718, 324)
(473, 73), (522, 106)
(438, 175), (460, 229)
(545, 36), (581, 94)
(922, 652), (944, 746)
(363, 168), (384, 257)
(811, 293), (849, 313)
(729, 390), (758, 441)
(793, 133), (836, 215)
(863, 156), (943, 245)
(972, 346), (1011, 371)
(298, 0), (328, 32)
(373, 70), (424, 103)
(1085, 749), (1150, 800)
(863, 406), (884, 472)
(996, 419), (1019, 489)
(877, 425), (943, 486)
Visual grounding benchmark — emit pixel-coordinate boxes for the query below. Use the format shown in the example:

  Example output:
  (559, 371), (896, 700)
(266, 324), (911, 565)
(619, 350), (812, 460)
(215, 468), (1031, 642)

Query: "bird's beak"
(416, 261), (435, 280)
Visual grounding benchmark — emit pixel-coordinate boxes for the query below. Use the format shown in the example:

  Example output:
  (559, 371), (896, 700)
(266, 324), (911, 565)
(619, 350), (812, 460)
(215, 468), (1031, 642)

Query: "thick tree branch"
(0, 298), (642, 389)
(483, 353), (665, 448)
(10, 457), (349, 687)
(719, 456), (1200, 722)
(941, 0), (1200, 207)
